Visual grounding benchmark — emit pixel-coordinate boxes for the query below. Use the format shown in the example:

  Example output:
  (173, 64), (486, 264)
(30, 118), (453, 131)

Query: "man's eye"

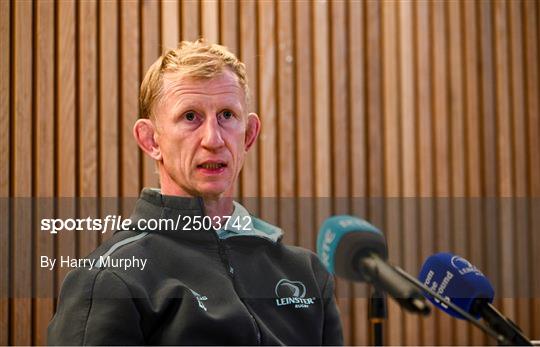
(184, 111), (196, 121)
(221, 110), (234, 120)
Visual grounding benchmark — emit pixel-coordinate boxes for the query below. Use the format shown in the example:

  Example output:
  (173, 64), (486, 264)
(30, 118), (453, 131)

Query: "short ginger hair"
(139, 39), (249, 120)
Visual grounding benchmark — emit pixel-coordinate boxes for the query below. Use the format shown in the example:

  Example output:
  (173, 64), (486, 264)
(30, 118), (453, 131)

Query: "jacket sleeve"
(321, 273), (344, 346)
(48, 268), (145, 345)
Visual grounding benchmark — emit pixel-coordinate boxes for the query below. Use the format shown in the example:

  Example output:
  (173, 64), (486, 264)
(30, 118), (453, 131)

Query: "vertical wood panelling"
(312, 0), (331, 262)
(141, 0), (160, 189)
(0, 0), (9, 345)
(463, 1), (487, 344)
(1, 0), (539, 344)
(494, 0), (516, 322)
(381, 1), (403, 344)
(219, 1), (238, 215)
(313, 0), (330, 201)
(447, 1), (469, 344)
(525, 0), (540, 198)
(98, 0), (120, 245)
(78, 0), (99, 258)
(509, 0), (531, 336)
(0, 0), (9, 197)
(219, 0), (240, 197)
(220, 0), (238, 55)
(345, 1), (369, 345)
(312, 0), (340, 339)
(293, 0), (314, 250)
(381, 0), (399, 198)
(12, 1), (32, 344)
(365, 0), (384, 220)
(181, 0), (200, 42)
(399, 1), (416, 201)
(276, 0), (295, 245)
(57, 0), (77, 196)
(480, 0), (513, 339)
(447, 0), (466, 249)
(275, 0), (294, 195)
(246, 0), (268, 212)
(330, 2), (352, 343)
(56, 0), (77, 296)
(366, 2), (393, 344)
(257, 0), (277, 225)
(431, 1), (454, 344)
(479, 1), (501, 298)
(160, 0), (179, 50)
(238, 0), (259, 209)
(79, 0), (98, 200)
(119, 1), (140, 200)
(330, 0), (349, 201)
(201, 0), (218, 44)
(415, 0), (436, 344)
(524, 0), (540, 338)
(99, 0), (119, 200)
(34, 1), (54, 344)
(349, 0), (366, 201)
(399, 1), (420, 344)
(348, 1), (368, 342)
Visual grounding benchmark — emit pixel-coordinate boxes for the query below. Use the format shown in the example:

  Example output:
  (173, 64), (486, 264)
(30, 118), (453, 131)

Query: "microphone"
(418, 253), (532, 346)
(317, 215), (430, 315)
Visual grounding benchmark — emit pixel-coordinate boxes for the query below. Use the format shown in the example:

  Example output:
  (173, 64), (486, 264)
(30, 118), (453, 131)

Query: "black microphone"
(316, 215), (430, 315)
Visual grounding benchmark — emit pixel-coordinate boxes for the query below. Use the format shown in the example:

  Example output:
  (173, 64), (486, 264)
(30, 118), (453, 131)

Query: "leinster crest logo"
(274, 279), (315, 309)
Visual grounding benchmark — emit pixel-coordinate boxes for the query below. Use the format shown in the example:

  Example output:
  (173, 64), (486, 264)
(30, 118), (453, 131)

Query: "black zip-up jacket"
(48, 189), (344, 345)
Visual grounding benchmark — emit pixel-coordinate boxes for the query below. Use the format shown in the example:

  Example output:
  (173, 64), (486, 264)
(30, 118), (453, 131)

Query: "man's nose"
(201, 116), (225, 150)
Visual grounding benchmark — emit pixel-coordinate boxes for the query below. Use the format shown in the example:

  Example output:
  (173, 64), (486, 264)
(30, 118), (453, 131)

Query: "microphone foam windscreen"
(317, 215), (385, 280)
(418, 253), (494, 319)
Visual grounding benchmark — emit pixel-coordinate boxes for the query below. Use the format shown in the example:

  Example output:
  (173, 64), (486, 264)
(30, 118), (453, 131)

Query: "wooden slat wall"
(0, 0), (539, 345)
(0, 1), (9, 344)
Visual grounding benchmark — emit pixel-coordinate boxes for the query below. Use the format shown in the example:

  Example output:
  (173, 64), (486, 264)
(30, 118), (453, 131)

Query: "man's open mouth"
(197, 162), (227, 169)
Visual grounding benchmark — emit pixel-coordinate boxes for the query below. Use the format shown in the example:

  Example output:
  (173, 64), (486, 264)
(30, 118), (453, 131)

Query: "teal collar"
(215, 201), (283, 243)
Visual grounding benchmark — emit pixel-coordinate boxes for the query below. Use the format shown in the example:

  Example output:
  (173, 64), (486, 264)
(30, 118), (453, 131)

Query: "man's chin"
(195, 184), (231, 200)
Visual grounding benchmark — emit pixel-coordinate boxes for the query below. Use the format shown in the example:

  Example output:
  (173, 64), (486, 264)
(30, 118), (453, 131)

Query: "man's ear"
(245, 112), (261, 151)
(133, 119), (162, 160)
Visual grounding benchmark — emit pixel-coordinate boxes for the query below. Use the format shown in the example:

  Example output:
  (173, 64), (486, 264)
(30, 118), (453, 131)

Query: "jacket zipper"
(211, 231), (261, 345)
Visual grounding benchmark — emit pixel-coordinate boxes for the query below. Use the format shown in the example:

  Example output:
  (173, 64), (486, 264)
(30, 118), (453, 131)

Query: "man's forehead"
(161, 70), (244, 97)
(152, 69), (249, 120)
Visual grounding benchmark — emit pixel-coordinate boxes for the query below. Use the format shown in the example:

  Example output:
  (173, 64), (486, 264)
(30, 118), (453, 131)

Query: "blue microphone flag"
(418, 253), (494, 319)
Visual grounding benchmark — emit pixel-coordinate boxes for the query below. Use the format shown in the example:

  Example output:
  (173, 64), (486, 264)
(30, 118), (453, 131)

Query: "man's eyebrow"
(170, 98), (244, 112)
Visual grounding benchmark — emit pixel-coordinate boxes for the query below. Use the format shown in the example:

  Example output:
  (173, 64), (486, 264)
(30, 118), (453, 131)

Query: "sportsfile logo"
(274, 279), (316, 309)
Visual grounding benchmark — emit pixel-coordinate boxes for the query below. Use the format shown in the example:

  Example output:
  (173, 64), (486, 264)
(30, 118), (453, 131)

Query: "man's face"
(150, 69), (259, 198)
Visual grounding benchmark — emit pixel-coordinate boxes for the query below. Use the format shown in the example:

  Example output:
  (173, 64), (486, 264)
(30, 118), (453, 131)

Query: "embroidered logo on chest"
(274, 279), (316, 309)
(189, 288), (208, 311)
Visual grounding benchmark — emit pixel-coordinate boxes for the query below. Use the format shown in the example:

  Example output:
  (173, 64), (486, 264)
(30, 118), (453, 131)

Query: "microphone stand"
(369, 286), (386, 346)
(473, 300), (532, 346)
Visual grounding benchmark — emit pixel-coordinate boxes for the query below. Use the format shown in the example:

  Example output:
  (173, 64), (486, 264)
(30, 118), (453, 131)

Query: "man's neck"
(158, 169), (235, 219)
(202, 196), (234, 220)
(158, 183), (234, 221)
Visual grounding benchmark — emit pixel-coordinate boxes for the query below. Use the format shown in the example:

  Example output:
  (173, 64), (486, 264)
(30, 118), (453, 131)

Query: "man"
(48, 40), (343, 345)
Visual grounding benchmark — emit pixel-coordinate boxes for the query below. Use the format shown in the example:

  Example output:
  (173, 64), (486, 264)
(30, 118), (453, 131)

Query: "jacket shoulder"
(84, 230), (150, 260)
